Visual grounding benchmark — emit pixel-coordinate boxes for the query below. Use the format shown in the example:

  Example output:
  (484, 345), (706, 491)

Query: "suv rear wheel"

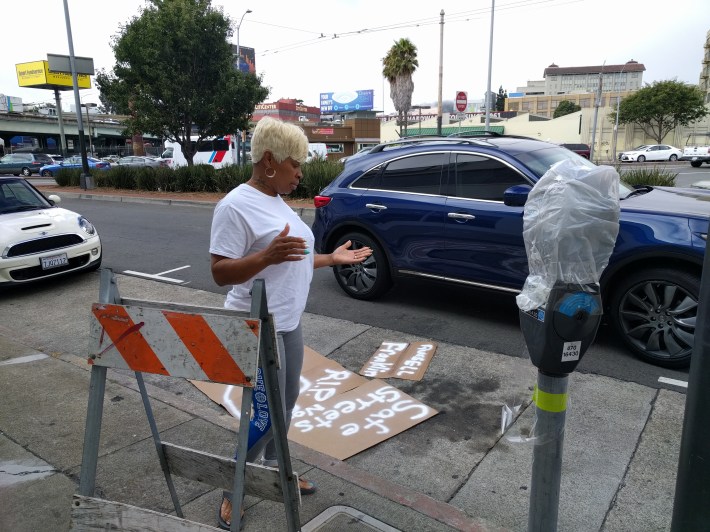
(21, 167), (32, 177)
(333, 232), (392, 300)
(610, 268), (698, 368)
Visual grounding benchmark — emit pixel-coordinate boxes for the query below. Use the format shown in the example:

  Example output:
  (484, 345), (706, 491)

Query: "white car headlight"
(78, 216), (96, 235)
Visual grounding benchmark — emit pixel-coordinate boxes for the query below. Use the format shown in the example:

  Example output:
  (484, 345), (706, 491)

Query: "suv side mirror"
(504, 184), (532, 207)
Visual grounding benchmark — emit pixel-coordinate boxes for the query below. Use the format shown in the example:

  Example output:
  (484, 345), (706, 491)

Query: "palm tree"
(382, 38), (419, 137)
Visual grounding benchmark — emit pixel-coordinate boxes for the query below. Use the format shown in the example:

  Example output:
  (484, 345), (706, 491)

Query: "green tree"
(96, 0), (268, 165)
(382, 38), (419, 137)
(495, 86), (507, 112)
(612, 80), (709, 144)
(554, 100), (581, 118)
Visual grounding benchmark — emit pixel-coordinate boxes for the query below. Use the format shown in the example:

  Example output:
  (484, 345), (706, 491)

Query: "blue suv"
(312, 135), (710, 369)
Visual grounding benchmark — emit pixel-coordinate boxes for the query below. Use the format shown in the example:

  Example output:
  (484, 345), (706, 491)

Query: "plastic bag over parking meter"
(516, 160), (620, 311)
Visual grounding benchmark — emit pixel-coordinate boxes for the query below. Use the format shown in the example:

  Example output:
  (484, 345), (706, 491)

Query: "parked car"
(39, 156), (111, 177)
(116, 155), (168, 168)
(0, 153), (54, 176)
(560, 143), (591, 159)
(618, 144), (682, 162)
(101, 155), (121, 164)
(0, 176), (101, 285)
(46, 154), (64, 164)
(339, 147), (373, 165)
(312, 135), (710, 369)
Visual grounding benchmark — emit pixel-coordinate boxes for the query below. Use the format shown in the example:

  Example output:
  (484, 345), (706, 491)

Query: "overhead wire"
(252, 0), (583, 56)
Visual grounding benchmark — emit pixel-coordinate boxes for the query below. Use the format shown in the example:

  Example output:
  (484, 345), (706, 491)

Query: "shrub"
(298, 159), (343, 199)
(619, 165), (677, 188)
(215, 164), (251, 192)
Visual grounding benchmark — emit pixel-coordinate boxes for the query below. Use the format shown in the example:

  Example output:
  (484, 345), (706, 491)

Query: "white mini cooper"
(0, 177), (101, 285)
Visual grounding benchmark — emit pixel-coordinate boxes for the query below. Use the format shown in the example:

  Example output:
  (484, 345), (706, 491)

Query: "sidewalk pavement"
(1, 189), (685, 531)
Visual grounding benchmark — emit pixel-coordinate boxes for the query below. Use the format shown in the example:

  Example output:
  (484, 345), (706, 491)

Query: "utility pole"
(53, 89), (68, 157)
(236, 9), (252, 165)
(485, 0), (495, 132)
(436, 9), (444, 136)
(62, 0), (92, 188)
(589, 66), (604, 163)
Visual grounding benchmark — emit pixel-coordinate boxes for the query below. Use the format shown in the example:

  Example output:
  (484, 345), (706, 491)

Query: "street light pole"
(485, 0), (495, 132)
(82, 103), (97, 156)
(236, 8), (252, 165)
(612, 63), (628, 161)
(436, 9), (444, 136)
(590, 66), (604, 163)
(236, 9), (252, 73)
(62, 0), (92, 189)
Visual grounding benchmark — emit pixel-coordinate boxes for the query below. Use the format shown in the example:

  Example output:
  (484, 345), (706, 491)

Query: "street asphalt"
(0, 189), (686, 531)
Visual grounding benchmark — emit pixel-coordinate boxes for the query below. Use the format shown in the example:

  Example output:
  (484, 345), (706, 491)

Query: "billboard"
(16, 61), (91, 90)
(231, 45), (256, 74)
(320, 90), (374, 113)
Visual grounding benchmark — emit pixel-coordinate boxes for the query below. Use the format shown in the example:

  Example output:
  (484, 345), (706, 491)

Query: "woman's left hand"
(331, 240), (372, 265)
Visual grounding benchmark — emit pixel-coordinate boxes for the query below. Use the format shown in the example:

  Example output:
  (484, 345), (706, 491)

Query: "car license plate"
(41, 253), (69, 270)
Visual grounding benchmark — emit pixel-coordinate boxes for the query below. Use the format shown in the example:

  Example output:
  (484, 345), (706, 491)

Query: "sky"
(2, 0), (707, 115)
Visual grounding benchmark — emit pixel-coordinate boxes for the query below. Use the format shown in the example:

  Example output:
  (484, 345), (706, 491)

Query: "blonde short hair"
(251, 116), (309, 165)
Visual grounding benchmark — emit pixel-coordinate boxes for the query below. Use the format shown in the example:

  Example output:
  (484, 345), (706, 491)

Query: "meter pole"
(528, 371), (569, 532)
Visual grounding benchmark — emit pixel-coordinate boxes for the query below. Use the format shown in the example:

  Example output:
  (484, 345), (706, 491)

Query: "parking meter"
(516, 160), (620, 532)
(516, 160), (620, 375)
(519, 282), (601, 375)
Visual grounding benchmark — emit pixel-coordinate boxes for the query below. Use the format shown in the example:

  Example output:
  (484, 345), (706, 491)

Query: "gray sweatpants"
(245, 322), (304, 465)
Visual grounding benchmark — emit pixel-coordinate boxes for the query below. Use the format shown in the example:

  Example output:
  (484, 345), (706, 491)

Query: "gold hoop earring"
(265, 167), (276, 179)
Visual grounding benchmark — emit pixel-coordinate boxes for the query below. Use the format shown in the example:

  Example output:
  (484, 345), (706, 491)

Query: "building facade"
(508, 60), (645, 119)
(252, 98), (320, 123)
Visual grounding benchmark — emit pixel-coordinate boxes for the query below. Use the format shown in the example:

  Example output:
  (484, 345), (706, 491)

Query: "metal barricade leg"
(135, 371), (183, 517)
(251, 280), (301, 532)
(78, 365), (107, 496)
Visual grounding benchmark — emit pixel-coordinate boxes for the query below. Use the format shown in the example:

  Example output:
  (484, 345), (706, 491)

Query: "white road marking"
(658, 377), (688, 389)
(122, 270), (186, 284)
(157, 265), (191, 276)
(0, 354), (49, 366)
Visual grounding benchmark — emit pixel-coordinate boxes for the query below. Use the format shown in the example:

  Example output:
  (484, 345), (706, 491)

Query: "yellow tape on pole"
(532, 384), (568, 413)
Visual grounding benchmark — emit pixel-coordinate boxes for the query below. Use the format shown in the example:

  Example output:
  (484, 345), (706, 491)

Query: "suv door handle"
(448, 212), (476, 220)
(365, 203), (387, 211)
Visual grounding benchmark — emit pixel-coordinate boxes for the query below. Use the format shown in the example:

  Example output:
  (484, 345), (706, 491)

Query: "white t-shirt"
(209, 184), (314, 332)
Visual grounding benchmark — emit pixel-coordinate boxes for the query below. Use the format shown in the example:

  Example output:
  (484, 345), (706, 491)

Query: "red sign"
(455, 91), (468, 112)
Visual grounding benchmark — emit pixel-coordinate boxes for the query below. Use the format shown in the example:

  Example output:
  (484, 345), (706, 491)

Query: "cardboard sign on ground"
(191, 346), (437, 460)
(289, 378), (437, 460)
(359, 341), (437, 381)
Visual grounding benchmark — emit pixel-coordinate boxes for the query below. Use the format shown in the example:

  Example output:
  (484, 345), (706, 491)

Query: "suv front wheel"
(332, 232), (392, 300)
(610, 268), (698, 368)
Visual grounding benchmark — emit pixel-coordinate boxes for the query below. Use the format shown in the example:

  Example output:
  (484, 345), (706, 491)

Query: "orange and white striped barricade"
(72, 269), (300, 532)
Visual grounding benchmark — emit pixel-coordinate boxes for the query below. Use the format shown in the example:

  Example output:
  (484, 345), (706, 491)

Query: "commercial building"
(252, 98), (320, 123)
(506, 60), (646, 119)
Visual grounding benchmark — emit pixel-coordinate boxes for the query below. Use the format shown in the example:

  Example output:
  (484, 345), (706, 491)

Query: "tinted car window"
(351, 166), (381, 189)
(35, 154), (52, 163)
(378, 153), (448, 194)
(453, 154), (529, 201)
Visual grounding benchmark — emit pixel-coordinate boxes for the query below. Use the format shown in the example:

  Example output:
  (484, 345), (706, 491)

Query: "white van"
(306, 143), (327, 162)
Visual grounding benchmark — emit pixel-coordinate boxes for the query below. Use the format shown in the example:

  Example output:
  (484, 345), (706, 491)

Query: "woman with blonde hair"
(209, 116), (371, 529)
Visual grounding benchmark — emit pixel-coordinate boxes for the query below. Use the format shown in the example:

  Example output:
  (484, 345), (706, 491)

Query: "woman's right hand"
(263, 224), (308, 264)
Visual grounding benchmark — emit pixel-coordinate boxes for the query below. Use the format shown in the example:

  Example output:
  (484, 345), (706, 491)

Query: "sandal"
(299, 476), (317, 495)
(217, 491), (245, 531)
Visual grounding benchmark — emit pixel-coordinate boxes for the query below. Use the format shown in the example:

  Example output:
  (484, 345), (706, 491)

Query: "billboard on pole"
(320, 90), (374, 113)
